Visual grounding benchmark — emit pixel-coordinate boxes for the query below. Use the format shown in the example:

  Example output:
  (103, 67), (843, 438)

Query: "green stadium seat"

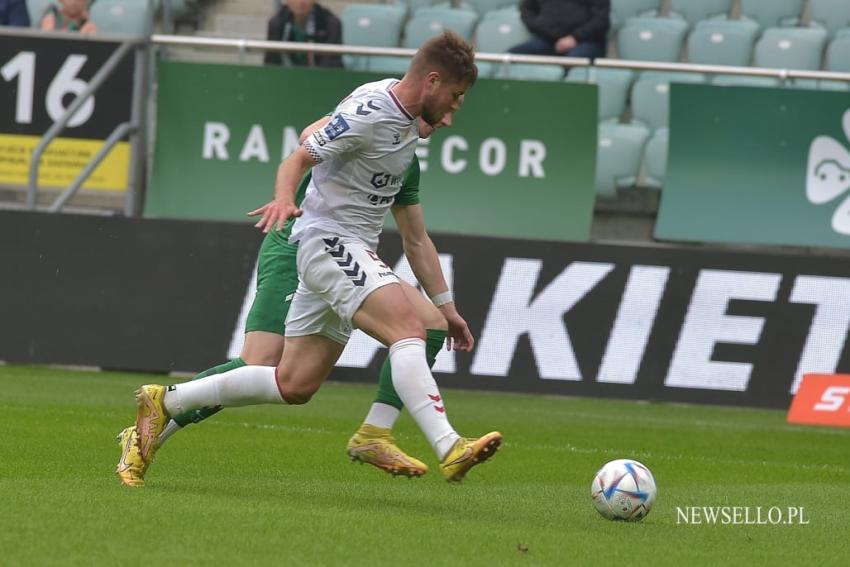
(595, 123), (651, 197)
(810, 0), (850, 39)
(389, 0), (434, 17)
(753, 27), (828, 71)
(340, 4), (407, 72)
(630, 72), (706, 131)
(494, 63), (565, 82)
(405, 7), (480, 44)
(825, 35), (850, 72)
(668, 0), (732, 28)
(427, 1), (478, 15)
(617, 17), (689, 62)
(370, 7), (479, 75)
(686, 20), (759, 66)
(610, 0), (661, 31)
(469, 0), (518, 17)
(739, 0), (806, 29)
(89, 0), (154, 36)
(711, 74), (781, 87)
(474, 9), (532, 77)
(565, 67), (636, 122)
(643, 127), (668, 189)
(791, 79), (850, 91)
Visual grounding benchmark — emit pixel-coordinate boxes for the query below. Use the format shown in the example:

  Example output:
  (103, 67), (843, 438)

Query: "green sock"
(171, 357), (246, 427)
(374, 329), (447, 410)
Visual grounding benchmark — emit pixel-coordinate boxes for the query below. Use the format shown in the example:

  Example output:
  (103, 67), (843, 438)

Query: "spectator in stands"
(264, 0), (343, 68)
(510, 0), (609, 59)
(0, 0), (30, 26)
(39, 0), (97, 34)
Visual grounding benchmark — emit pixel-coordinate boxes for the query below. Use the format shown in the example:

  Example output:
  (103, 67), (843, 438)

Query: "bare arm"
(247, 144), (315, 233)
(392, 203), (474, 352)
(299, 116), (331, 144)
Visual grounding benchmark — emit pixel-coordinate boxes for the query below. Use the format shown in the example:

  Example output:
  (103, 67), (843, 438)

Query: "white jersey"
(291, 79), (419, 250)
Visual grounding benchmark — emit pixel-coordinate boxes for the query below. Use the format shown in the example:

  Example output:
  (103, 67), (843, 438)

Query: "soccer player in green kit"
(117, 114), (455, 486)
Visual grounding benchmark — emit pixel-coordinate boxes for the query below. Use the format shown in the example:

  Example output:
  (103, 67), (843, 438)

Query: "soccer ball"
(591, 459), (657, 521)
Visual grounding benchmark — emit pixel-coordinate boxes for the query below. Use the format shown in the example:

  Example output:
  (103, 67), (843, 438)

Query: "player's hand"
(441, 304), (474, 352)
(247, 199), (303, 233)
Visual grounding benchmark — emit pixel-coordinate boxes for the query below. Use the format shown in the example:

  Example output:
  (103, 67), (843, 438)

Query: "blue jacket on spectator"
(0, 0), (31, 26)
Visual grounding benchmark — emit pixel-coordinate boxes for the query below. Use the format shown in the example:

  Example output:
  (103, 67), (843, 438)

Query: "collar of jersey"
(387, 81), (415, 121)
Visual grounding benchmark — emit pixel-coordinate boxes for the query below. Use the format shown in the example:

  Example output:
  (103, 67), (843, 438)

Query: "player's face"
(421, 75), (467, 126)
(417, 112), (453, 139)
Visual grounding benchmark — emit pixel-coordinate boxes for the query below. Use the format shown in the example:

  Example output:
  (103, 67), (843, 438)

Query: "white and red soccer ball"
(591, 459), (657, 521)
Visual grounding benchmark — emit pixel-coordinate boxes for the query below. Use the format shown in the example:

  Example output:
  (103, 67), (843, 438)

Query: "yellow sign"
(0, 134), (129, 191)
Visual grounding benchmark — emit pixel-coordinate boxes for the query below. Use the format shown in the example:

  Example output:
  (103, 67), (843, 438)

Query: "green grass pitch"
(1, 364), (848, 565)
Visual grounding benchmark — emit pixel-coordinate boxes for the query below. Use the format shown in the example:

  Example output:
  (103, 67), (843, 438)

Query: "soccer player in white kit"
(130, 32), (502, 483)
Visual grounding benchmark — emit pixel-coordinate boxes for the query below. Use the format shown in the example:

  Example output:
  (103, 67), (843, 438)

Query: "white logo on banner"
(806, 109), (850, 235)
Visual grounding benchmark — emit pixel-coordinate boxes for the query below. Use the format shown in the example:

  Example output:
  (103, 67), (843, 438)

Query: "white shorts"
(284, 234), (399, 344)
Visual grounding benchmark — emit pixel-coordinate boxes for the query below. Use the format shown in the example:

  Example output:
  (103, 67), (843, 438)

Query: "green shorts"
(244, 229), (300, 335)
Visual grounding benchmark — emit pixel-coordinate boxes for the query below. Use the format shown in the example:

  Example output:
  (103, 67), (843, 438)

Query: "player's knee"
(280, 383), (317, 405)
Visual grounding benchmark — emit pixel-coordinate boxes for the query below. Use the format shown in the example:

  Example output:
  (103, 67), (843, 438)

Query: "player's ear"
(425, 71), (441, 91)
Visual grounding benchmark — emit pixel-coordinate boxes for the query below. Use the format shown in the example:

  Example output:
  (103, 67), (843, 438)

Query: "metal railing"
(152, 34), (850, 84)
(9, 29), (850, 216)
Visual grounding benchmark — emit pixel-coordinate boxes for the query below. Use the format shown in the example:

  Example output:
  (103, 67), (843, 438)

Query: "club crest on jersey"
(324, 115), (350, 141)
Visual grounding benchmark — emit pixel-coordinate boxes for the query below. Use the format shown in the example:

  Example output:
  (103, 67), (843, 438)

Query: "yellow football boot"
(440, 431), (503, 483)
(115, 426), (148, 487)
(347, 423), (428, 478)
(134, 384), (170, 464)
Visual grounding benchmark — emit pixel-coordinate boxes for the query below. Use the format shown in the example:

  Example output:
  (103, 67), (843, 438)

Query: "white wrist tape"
(430, 291), (454, 307)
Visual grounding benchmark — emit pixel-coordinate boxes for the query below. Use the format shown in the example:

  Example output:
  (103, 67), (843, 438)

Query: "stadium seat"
(370, 7), (479, 74)
(428, 1), (478, 14)
(474, 9), (532, 77)
(389, 0), (434, 17)
(340, 4), (407, 72)
(617, 17), (689, 62)
(810, 0), (850, 39)
(406, 7), (479, 44)
(469, 0), (517, 16)
(630, 72), (706, 131)
(825, 34), (850, 72)
(26, 0), (52, 25)
(711, 74), (781, 87)
(494, 63), (565, 81)
(753, 27), (828, 71)
(565, 67), (636, 122)
(595, 123), (651, 197)
(686, 19), (759, 66)
(739, 0), (806, 29)
(668, 0), (732, 28)
(642, 127), (668, 189)
(89, 0), (154, 36)
(610, 0), (661, 31)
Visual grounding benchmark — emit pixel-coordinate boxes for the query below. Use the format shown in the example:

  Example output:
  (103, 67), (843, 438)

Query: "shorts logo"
(323, 115), (351, 141)
(323, 237), (367, 287)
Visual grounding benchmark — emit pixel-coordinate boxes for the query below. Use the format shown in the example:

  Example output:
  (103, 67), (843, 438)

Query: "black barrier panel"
(0, 211), (260, 373)
(4, 210), (850, 408)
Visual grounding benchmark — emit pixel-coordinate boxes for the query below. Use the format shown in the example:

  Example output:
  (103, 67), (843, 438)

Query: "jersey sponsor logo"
(323, 114), (350, 141)
(370, 172), (403, 190)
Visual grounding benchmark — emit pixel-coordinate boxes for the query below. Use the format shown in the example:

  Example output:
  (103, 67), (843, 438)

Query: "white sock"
(163, 366), (283, 416)
(364, 402), (401, 429)
(158, 419), (181, 445)
(389, 338), (459, 459)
